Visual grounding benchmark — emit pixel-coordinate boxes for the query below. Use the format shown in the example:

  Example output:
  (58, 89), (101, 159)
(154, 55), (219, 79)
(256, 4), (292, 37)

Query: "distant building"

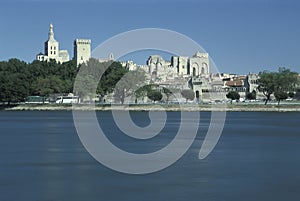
(245, 73), (259, 93)
(74, 39), (91, 66)
(146, 55), (176, 81)
(36, 24), (70, 63)
(171, 51), (209, 77)
(245, 73), (265, 99)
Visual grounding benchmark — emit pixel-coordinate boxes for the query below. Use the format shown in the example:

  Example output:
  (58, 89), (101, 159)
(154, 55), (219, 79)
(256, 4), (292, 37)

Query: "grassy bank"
(3, 102), (300, 112)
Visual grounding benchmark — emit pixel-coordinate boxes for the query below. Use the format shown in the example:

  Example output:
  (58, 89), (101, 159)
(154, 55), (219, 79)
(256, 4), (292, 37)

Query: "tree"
(162, 87), (173, 103)
(74, 74), (98, 102)
(74, 59), (136, 103)
(258, 68), (299, 105)
(277, 67), (299, 92)
(0, 58), (79, 105)
(246, 90), (256, 100)
(226, 91), (240, 104)
(274, 91), (288, 105)
(288, 92), (295, 99)
(181, 89), (195, 103)
(113, 68), (146, 104)
(32, 76), (64, 98)
(147, 90), (163, 103)
(295, 89), (300, 100)
(134, 84), (153, 103)
(96, 61), (128, 100)
(257, 71), (277, 105)
(0, 59), (30, 104)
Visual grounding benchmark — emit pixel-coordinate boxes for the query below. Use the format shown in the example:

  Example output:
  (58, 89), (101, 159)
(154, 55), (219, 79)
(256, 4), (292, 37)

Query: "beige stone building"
(74, 39), (91, 66)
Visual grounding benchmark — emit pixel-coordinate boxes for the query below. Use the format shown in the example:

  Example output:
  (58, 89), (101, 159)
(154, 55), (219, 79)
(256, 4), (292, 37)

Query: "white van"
(56, 96), (78, 104)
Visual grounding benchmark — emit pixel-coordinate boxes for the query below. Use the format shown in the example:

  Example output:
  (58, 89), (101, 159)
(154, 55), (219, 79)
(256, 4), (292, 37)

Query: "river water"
(0, 111), (299, 201)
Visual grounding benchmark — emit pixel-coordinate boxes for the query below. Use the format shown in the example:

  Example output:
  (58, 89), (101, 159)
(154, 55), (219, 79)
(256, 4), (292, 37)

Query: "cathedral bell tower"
(44, 23), (59, 59)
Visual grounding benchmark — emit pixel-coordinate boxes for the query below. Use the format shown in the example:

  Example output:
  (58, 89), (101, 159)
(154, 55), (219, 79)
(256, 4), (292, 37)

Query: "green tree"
(74, 74), (98, 102)
(295, 89), (300, 100)
(288, 92), (295, 99)
(162, 87), (173, 103)
(277, 67), (299, 92)
(258, 68), (298, 105)
(32, 76), (63, 97)
(134, 84), (153, 103)
(226, 91), (240, 104)
(274, 91), (288, 105)
(246, 90), (256, 100)
(257, 71), (277, 105)
(147, 90), (163, 103)
(0, 59), (29, 104)
(96, 61), (129, 102)
(113, 68), (146, 104)
(0, 58), (79, 105)
(181, 89), (195, 103)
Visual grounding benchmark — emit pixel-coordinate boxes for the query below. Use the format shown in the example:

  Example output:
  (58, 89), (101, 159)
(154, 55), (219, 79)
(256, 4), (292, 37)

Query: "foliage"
(134, 84), (164, 103)
(226, 91), (240, 103)
(258, 67), (299, 105)
(162, 87), (173, 103)
(113, 68), (146, 104)
(288, 92), (295, 98)
(295, 89), (300, 100)
(0, 58), (80, 103)
(32, 76), (64, 97)
(74, 74), (98, 101)
(96, 60), (128, 99)
(181, 89), (195, 103)
(0, 59), (30, 103)
(0, 57), (141, 104)
(257, 71), (277, 105)
(147, 90), (163, 103)
(274, 91), (288, 105)
(134, 84), (153, 103)
(246, 90), (256, 100)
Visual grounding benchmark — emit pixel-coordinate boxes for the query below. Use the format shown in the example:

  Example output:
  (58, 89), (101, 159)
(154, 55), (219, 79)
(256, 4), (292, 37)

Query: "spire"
(49, 23), (54, 40)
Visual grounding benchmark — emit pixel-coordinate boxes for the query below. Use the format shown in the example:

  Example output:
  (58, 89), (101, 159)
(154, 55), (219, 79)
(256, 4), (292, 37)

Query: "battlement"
(74, 39), (91, 45)
(193, 52), (208, 58)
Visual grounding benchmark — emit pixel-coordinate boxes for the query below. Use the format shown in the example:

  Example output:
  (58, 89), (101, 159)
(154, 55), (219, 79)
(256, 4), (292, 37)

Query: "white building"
(74, 39), (91, 66)
(36, 24), (70, 63)
(171, 52), (210, 78)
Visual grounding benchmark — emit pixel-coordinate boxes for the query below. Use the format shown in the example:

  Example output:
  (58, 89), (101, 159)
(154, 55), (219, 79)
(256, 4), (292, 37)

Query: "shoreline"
(3, 103), (300, 112)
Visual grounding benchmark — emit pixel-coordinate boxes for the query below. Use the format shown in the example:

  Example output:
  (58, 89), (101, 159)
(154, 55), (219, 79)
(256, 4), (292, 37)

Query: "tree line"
(0, 58), (78, 104)
(226, 67), (299, 105)
(257, 67), (299, 105)
(0, 58), (135, 104)
(0, 58), (185, 104)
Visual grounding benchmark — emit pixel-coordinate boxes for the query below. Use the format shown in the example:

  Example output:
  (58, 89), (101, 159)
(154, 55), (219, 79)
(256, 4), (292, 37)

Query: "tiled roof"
(225, 80), (243, 87)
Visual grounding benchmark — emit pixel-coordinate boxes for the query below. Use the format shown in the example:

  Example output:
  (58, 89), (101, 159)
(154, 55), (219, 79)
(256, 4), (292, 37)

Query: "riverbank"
(3, 103), (300, 112)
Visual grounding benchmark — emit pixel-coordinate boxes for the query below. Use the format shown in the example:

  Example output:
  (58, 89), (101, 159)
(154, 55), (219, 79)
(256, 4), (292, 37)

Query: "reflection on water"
(0, 111), (300, 201)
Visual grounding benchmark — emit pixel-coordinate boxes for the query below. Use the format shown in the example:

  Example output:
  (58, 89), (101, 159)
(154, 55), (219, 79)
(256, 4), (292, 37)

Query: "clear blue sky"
(0, 0), (299, 74)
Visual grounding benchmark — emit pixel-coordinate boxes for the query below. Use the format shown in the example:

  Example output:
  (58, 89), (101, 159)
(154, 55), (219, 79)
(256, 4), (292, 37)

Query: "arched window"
(202, 62), (208, 74)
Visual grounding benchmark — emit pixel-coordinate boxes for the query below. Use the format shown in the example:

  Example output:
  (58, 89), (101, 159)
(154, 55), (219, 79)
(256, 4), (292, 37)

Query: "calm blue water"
(0, 111), (300, 201)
